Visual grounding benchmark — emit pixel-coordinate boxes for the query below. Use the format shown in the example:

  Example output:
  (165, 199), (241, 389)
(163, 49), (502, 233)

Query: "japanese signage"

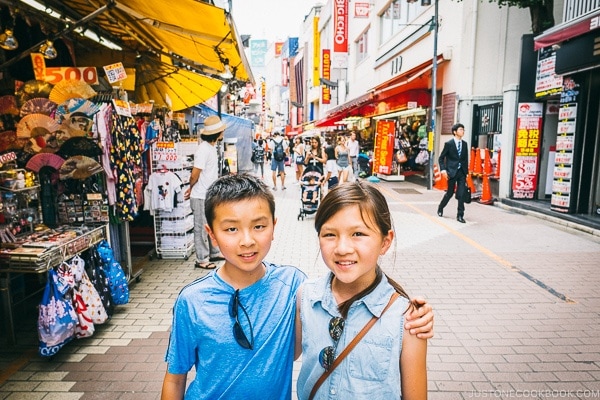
(332, 0), (348, 68)
(32, 52), (99, 85)
(322, 50), (331, 104)
(313, 17), (320, 86)
(354, 2), (370, 18)
(511, 103), (543, 199)
(152, 142), (177, 161)
(551, 76), (580, 213)
(274, 42), (284, 57)
(103, 62), (127, 84)
(250, 40), (268, 67)
(374, 120), (396, 175)
(534, 48), (563, 98)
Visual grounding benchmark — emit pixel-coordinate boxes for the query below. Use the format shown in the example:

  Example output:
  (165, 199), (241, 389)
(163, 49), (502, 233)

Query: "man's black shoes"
(437, 207), (443, 217)
(457, 216), (466, 223)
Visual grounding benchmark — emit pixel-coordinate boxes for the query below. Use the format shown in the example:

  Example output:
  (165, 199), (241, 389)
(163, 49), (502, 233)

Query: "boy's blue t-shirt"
(165, 262), (306, 400)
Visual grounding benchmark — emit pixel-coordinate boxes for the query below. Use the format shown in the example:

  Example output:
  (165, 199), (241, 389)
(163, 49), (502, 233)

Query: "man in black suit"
(437, 123), (469, 223)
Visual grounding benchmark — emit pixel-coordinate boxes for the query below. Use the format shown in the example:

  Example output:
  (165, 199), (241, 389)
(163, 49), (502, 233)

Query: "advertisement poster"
(511, 103), (543, 199)
(374, 120), (395, 175)
(534, 48), (563, 98)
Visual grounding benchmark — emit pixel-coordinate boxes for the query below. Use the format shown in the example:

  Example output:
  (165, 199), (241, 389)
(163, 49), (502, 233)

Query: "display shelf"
(0, 224), (108, 344)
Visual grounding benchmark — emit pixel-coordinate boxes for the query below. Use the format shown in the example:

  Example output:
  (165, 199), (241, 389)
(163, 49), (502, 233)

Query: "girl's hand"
(405, 297), (434, 339)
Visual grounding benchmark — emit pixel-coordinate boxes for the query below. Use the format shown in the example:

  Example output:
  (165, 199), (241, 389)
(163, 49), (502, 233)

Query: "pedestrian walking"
(437, 123), (469, 223)
(296, 182), (428, 400)
(346, 131), (360, 181)
(268, 131), (288, 190)
(186, 115), (226, 270)
(293, 136), (305, 184)
(334, 135), (351, 184)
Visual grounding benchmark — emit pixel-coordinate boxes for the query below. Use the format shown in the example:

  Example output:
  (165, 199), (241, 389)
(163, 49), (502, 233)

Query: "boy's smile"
(207, 197), (276, 288)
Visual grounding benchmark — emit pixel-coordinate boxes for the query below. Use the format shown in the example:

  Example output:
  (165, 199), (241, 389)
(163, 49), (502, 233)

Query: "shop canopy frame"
(1, 0), (253, 109)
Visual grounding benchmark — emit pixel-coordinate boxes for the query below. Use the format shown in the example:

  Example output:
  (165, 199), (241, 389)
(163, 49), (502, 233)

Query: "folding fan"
(0, 130), (17, 152)
(59, 155), (103, 180)
(55, 98), (101, 124)
(20, 98), (58, 117)
(16, 113), (60, 139)
(0, 95), (19, 115)
(15, 80), (53, 106)
(57, 137), (102, 158)
(25, 153), (65, 173)
(49, 80), (97, 104)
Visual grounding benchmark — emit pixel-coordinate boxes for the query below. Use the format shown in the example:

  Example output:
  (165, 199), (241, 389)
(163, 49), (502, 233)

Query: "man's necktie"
(457, 140), (462, 155)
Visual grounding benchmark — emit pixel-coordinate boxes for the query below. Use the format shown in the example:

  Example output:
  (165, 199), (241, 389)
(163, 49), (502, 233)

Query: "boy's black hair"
(205, 174), (276, 228)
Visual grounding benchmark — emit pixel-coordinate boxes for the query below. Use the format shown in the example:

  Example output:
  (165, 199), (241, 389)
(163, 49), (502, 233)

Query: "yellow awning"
(134, 57), (223, 111)
(28, 0), (253, 108)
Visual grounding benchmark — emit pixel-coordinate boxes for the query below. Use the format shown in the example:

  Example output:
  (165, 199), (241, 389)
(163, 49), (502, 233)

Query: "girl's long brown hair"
(314, 181), (410, 318)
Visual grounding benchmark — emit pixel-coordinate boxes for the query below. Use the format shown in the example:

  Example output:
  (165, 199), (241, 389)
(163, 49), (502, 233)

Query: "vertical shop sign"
(332, 0), (348, 68)
(551, 76), (579, 213)
(250, 40), (268, 67)
(374, 120), (395, 175)
(313, 17), (320, 86)
(534, 48), (563, 98)
(511, 103), (543, 199)
(322, 50), (331, 104)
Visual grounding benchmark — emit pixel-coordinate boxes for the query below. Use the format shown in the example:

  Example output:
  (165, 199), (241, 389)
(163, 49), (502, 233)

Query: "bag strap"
(308, 291), (400, 400)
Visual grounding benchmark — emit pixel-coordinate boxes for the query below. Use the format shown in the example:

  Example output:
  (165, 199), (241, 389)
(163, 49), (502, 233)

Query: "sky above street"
(230, 0), (316, 41)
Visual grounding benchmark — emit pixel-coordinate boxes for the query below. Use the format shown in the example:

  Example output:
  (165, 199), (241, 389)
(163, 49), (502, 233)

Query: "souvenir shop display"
(0, 81), (142, 347)
(145, 141), (196, 259)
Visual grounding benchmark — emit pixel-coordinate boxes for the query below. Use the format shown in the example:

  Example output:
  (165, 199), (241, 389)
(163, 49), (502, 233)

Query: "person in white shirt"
(346, 131), (360, 181)
(268, 131), (289, 190)
(185, 115), (226, 269)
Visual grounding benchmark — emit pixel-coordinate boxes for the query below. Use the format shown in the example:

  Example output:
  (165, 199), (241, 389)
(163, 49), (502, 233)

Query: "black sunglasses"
(228, 289), (254, 350)
(319, 316), (345, 371)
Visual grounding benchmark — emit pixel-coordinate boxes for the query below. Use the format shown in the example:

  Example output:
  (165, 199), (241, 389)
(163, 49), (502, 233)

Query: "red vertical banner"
(511, 103), (543, 199)
(333, 0), (348, 53)
(281, 57), (289, 87)
(322, 49), (331, 104)
(374, 120), (395, 175)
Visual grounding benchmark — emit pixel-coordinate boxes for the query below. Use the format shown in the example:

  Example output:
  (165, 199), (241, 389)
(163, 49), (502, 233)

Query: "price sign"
(152, 142), (178, 161)
(103, 62), (127, 84)
(44, 67), (99, 85)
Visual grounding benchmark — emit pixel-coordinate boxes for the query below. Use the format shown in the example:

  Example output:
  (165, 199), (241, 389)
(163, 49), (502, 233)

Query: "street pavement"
(1, 169), (600, 400)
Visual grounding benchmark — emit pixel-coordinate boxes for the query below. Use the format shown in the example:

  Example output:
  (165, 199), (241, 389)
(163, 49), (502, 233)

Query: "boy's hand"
(405, 297), (434, 339)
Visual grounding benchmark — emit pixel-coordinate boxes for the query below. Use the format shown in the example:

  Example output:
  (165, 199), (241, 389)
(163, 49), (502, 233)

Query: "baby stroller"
(297, 162), (323, 220)
(357, 152), (372, 178)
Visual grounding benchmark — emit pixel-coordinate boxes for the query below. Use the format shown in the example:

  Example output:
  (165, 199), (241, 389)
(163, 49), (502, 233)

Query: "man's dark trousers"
(439, 169), (467, 217)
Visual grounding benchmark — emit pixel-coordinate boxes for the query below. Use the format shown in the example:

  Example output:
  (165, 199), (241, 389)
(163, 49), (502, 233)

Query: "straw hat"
(202, 115), (226, 135)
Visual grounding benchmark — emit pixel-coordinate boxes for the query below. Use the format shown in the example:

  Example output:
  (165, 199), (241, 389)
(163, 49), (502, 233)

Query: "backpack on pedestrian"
(253, 146), (265, 163)
(273, 140), (285, 162)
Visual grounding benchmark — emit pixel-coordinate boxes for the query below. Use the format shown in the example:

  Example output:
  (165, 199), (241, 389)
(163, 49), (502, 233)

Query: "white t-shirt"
(190, 140), (219, 200)
(268, 137), (289, 154)
(147, 171), (182, 212)
(347, 138), (359, 157)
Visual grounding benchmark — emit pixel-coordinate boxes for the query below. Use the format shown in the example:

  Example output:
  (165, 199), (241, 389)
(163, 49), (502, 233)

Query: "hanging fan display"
(0, 95), (19, 116)
(25, 153), (65, 173)
(54, 98), (101, 122)
(49, 80), (97, 104)
(15, 80), (53, 106)
(57, 137), (102, 158)
(16, 113), (60, 139)
(20, 98), (58, 117)
(59, 155), (103, 180)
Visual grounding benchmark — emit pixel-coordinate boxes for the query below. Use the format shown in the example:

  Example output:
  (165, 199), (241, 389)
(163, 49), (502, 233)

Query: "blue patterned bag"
(96, 240), (129, 305)
(38, 268), (78, 357)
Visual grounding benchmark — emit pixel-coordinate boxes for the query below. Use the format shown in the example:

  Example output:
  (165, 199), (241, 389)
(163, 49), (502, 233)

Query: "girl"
(334, 135), (351, 184)
(295, 182), (427, 400)
(294, 136), (305, 183)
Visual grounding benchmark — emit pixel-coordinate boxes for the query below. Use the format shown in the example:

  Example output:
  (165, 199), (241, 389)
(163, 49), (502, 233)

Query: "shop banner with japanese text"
(511, 103), (543, 199)
(374, 120), (395, 175)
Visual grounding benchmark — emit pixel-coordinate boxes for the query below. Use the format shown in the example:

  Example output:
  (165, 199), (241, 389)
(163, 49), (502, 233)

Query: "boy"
(161, 174), (434, 399)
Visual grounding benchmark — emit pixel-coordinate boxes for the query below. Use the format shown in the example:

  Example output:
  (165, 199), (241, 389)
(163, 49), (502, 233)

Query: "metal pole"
(428, 1), (439, 190)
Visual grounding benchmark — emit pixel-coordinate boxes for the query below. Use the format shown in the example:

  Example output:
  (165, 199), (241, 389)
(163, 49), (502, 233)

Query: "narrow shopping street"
(1, 171), (599, 400)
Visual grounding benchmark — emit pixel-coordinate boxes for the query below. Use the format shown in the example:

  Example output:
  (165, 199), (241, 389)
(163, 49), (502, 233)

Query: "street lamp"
(428, 0), (439, 191)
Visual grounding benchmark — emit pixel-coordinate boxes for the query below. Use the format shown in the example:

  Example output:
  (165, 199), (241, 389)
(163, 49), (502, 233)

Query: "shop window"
(356, 29), (369, 63)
